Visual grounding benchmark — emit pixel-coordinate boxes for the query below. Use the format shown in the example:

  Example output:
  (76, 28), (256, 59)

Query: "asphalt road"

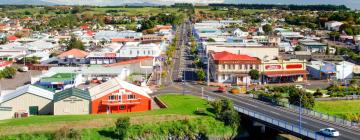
(158, 21), (360, 140)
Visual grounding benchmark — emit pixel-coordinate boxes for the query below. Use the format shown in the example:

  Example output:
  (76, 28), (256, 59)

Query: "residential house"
(0, 60), (12, 70)
(58, 49), (89, 65)
(325, 21), (343, 31)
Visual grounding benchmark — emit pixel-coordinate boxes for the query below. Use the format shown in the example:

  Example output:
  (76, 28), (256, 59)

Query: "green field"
(2, 7), (181, 17)
(0, 94), (215, 136)
(314, 100), (360, 118)
(195, 7), (265, 15)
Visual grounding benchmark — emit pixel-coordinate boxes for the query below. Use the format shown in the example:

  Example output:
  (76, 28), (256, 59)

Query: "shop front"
(262, 60), (308, 84)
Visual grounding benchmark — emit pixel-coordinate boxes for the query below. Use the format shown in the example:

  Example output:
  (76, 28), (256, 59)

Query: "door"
(29, 106), (39, 115)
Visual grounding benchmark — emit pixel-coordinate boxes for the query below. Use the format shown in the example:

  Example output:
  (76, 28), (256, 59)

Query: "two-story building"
(89, 77), (151, 114)
(209, 51), (261, 85)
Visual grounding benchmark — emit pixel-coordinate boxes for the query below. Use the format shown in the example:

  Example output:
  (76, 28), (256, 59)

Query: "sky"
(0, 0), (359, 10)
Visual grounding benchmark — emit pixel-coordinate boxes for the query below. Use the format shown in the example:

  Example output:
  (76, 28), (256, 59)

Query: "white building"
(119, 42), (161, 58)
(325, 21), (343, 31)
(204, 42), (279, 60)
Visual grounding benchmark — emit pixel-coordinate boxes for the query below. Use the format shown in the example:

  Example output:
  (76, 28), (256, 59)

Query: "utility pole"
(207, 53), (210, 86)
(201, 87), (204, 99)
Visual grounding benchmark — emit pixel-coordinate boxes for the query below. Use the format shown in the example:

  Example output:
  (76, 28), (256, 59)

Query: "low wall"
(153, 96), (168, 108)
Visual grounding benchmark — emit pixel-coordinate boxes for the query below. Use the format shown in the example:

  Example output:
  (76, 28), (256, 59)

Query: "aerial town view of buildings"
(0, 1), (360, 139)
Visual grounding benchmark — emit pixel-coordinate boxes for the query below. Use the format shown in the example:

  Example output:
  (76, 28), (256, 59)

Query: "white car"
(320, 128), (340, 137)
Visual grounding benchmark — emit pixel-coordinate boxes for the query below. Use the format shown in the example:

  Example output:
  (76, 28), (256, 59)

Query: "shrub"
(313, 89), (323, 98)
(115, 117), (131, 140)
(54, 127), (81, 140)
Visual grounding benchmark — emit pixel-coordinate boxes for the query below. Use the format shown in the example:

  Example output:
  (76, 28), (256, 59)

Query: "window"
(128, 94), (136, 100)
(108, 95), (115, 100)
(250, 64), (253, 69)
(148, 50), (150, 54)
(129, 50), (132, 55)
(222, 64), (226, 70)
(118, 95), (122, 101)
(137, 50), (139, 55)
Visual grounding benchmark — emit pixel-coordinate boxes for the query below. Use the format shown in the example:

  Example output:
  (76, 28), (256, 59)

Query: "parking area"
(0, 70), (42, 90)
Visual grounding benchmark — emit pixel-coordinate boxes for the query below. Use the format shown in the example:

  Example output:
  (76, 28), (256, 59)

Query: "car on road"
(319, 128), (340, 137)
(295, 85), (303, 89)
(216, 86), (226, 93)
(18, 66), (28, 72)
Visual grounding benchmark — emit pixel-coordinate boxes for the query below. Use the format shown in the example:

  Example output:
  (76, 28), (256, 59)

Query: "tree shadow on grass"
(98, 129), (118, 139)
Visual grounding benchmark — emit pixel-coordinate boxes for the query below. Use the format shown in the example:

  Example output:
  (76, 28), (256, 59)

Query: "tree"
(196, 69), (206, 81)
(262, 24), (272, 35)
(207, 38), (215, 42)
(115, 117), (130, 140)
(313, 89), (323, 98)
(288, 87), (315, 109)
(294, 45), (302, 51)
(248, 69), (260, 81)
(67, 36), (85, 51)
(325, 45), (330, 55)
(1, 67), (16, 79)
(140, 19), (155, 31)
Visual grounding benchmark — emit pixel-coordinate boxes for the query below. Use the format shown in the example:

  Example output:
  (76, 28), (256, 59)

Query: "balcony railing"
(101, 99), (141, 106)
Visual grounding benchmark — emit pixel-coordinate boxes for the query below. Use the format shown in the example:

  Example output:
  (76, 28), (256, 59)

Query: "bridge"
(157, 21), (360, 140)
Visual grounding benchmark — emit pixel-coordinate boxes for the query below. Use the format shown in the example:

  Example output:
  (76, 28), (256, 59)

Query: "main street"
(157, 21), (360, 140)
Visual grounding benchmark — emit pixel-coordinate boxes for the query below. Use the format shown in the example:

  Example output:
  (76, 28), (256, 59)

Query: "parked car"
(216, 86), (226, 93)
(295, 85), (303, 89)
(319, 128), (340, 137)
(18, 66), (28, 72)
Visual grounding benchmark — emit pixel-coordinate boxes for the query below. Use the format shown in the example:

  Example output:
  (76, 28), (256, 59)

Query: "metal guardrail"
(204, 95), (329, 140)
(253, 94), (359, 127)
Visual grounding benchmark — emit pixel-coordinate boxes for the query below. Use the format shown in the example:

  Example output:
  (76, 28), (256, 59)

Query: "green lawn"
(314, 100), (360, 118)
(0, 94), (213, 135)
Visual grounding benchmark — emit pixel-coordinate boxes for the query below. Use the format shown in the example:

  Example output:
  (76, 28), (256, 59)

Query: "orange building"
(89, 77), (151, 114)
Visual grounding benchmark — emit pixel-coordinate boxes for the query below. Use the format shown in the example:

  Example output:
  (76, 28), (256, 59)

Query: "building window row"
(221, 64), (259, 70)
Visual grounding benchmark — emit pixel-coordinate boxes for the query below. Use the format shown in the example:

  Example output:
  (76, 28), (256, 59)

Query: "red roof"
(86, 30), (94, 36)
(80, 25), (90, 30)
(211, 51), (258, 61)
(264, 70), (308, 77)
(105, 57), (153, 67)
(58, 49), (89, 59)
(0, 60), (13, 67)
(111, 38), (134, 42)
(155, 25), (172, 30)
(7, 36), (18, 41)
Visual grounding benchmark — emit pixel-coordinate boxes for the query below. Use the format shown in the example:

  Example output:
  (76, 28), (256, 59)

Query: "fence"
(252, 94), (359, 127)
(204, 95), (329, 140)
(316, 95), (360, 101)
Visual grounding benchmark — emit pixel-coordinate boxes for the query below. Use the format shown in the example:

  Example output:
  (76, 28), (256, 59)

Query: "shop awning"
(264, 70), (308, 77)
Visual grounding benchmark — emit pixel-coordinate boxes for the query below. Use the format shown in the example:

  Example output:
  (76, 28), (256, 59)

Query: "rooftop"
(211, 51), (259, 61)
(58, 49), (89, 59)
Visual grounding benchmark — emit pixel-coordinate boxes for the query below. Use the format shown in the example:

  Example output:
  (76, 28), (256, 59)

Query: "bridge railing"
(204, 95), (329, 140)
(252, 94), (359, 127)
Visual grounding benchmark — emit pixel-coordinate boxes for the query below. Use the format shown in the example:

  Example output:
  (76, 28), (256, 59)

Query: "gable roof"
(58, 49), (89, 59)
(211, 51), (259, 61)
(89, 77), (150, 101)
(0, 85), (54, 103)
(54, 88), (91, 102)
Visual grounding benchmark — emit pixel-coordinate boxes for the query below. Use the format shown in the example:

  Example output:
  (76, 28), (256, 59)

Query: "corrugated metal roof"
(53, 88), (90, 102)
(89, 77), (150, 101)
(0, 84), (54, 103)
